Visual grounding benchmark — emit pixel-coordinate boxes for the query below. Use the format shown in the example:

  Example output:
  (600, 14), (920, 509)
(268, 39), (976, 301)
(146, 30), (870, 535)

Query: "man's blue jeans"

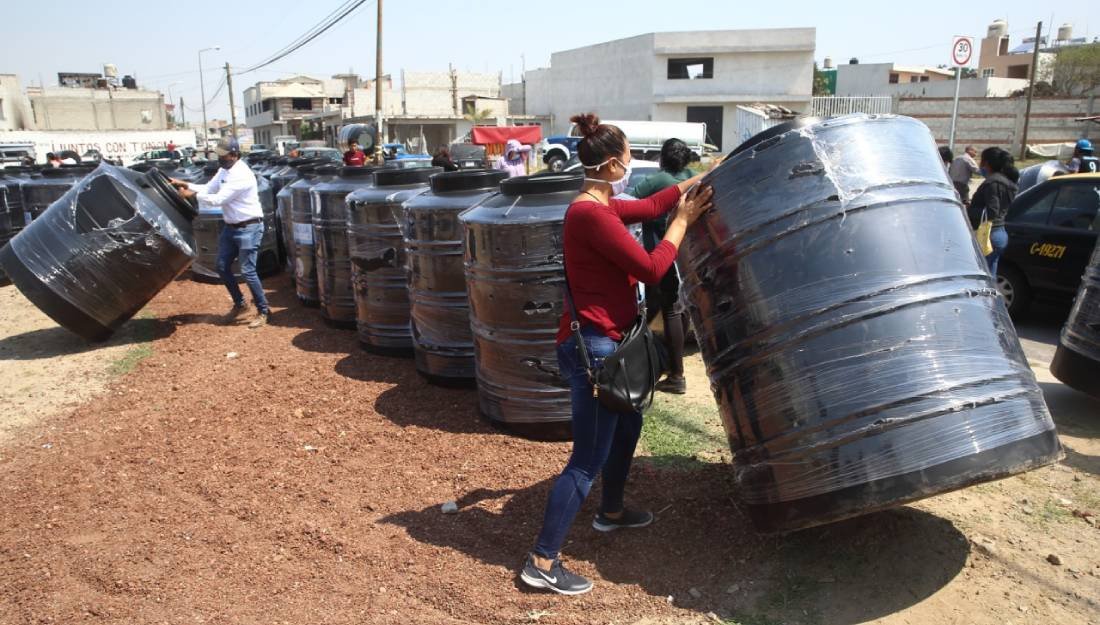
(533, 327), (644, 560)
(216, 221), (269, 314)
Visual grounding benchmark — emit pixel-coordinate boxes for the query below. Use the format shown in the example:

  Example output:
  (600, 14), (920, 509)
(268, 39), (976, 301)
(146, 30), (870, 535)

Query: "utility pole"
(374, 0), (384, 164)
(179, 96), (186, 127)
(1019, 21), (1043, 160)
(225, 63), (238, 140)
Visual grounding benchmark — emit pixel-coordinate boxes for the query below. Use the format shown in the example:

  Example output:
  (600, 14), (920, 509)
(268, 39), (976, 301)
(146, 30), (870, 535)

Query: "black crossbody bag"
(562, 237), (667, 414)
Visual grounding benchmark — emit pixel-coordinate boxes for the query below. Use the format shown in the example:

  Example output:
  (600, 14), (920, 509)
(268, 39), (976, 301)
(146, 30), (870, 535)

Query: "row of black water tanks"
(0, 115), (1086, 532)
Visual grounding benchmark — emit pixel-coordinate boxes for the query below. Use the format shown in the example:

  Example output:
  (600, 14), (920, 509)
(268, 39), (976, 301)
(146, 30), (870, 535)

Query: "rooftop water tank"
(460, 173), (584, 439)
(679, 115), (1062, 532)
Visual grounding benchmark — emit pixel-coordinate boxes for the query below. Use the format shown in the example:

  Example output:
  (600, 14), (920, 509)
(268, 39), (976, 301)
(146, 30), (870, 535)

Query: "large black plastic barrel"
(312, 165), (375, 327)
(678, 114), (1062, 533)
(289, 164), (334, 306)
(460, 173), (583, 437)
(0, 164), (197, 341)
(402, 169), (508, 380)
(346, 167), (440, 352)
(21, 165), (96, 223)
(0, 176), (18, 284)
(1051, 240), (1100, 398)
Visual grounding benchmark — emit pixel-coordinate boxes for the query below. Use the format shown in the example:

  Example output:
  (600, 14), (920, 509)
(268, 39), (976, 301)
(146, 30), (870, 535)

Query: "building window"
(981, 68), (995, 78)
(909, 76), (920, 83)
(292, 98), (312, 111)
(889, 73), (899, 84)
(1007, 65), (1030, 79)
(0, 98), (5, 120)
(261, 99), (272, 112)
(667, 58), (714, 80)
(328, 97), (343, 105)
(919, 76), (930, 83)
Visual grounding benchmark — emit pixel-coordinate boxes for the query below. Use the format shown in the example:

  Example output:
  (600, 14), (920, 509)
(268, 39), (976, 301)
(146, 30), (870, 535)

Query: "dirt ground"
(0, 274), (1098, 625)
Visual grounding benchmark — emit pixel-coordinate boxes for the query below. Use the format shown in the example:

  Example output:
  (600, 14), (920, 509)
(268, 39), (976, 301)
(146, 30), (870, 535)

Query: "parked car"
(541, 120), (708, 173)
(563, 155), (660, 195)
(0, 142), (36, 166)
(382, 143), (430, 161)
(997, 172), (1100, 317)
(450, 143), (488, 170)
(133, 148), (182, 163)
(298, 147), (342, 162)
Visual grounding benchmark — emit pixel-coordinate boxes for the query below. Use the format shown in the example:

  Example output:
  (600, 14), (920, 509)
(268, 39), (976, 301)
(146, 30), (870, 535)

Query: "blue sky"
(4, 1), (1094, 121)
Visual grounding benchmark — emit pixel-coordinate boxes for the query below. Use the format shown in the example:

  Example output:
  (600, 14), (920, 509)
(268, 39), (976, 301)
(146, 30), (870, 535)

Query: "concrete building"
(521, 28), (815, 151)
(26, 84), (167, 131)
(834, 62), (954, 96)
(0, 74), (31, 131)
(978, 19), (1064, 81)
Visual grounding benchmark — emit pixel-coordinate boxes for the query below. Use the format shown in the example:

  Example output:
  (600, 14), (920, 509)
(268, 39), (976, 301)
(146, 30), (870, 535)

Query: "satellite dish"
(338, 123), (376, 151)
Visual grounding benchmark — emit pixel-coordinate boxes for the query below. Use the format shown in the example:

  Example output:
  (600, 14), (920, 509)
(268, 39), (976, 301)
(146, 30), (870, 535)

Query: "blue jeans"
(985, 226), (1008, 278)
(217, 221), (269, 314)
(533, 327), (643, 560)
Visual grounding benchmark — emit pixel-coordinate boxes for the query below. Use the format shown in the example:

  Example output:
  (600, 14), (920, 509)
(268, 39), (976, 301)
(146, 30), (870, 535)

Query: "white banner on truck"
(0, 130), (198, 166)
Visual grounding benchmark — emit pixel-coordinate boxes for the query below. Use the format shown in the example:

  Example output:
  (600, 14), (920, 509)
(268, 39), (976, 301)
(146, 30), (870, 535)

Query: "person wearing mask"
(519, 113), (715, 596)
(494, 138), (530, 178)
(630, 138), (697, 394)
(969, 147), (1017, 278)
(45, 153), (62, 168)
(432, 146), (459, 172)
(170, 138), (271, 329)
(948, 145), (979, 204)
(343, 141), (367, 167)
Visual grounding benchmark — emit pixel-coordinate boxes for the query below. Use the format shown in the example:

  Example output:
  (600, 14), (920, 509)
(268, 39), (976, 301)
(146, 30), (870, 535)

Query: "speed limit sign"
(952, 36), (974, 66)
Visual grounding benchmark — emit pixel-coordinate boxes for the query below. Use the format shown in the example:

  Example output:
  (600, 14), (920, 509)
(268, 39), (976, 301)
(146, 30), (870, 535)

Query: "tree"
(1050, 43), (1100, 96)
(463, 106), (495, 125)
(812, 63), (832, 96)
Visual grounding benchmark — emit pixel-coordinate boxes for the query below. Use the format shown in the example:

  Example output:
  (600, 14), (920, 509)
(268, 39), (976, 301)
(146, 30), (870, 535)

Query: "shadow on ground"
(1040, 381), (1100, 440)
(0, 317), (175, 361)
(381, 458), (970, 624)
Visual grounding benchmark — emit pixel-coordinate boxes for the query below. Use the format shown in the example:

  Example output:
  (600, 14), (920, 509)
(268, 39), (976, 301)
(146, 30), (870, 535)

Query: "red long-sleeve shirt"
(557, 184), (682, 343)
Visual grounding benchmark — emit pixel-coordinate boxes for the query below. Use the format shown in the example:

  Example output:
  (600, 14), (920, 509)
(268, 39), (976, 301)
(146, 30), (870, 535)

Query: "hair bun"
(570, 113), (601, 138)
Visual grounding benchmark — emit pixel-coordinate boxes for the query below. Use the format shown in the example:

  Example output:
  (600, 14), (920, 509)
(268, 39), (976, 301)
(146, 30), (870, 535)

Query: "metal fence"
(811, 96), (894, 117)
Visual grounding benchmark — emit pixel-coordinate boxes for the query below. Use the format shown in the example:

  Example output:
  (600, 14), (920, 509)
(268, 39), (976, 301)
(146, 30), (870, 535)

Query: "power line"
(238, 0), (372, 75)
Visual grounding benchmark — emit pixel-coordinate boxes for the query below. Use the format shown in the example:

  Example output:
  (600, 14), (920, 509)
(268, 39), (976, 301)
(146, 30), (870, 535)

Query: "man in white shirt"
(170, 138), (270, 328)
(948, 145), (980, 205)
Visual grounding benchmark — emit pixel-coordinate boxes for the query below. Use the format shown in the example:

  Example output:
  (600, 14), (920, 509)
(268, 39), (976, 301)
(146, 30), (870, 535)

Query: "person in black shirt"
(970, 147), (1017, 277)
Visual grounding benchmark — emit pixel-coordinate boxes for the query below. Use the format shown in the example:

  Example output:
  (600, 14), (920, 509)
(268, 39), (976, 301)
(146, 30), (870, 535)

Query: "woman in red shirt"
(520, 114), (715, 595)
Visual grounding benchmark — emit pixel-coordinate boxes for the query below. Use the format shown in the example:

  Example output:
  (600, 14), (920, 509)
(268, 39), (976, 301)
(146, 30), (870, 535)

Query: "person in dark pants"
(631, 138), (697, 394)
(969, 147), (1017, 278)
(171, 138), (270, 328)
(519, 113), (715, 596)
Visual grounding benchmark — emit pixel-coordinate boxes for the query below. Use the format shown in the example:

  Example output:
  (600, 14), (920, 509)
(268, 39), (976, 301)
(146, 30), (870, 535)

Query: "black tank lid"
(340, 165), (375, 178)
(374, 166), (443, 187)
(430, 169), (507, 193)
(500, 172), (583, 196)
(41, 166), (89, 178)
(144, 168), (199, 221)
(289, 157), (320, 167)
(316, 164), (342, 176)
(731, 116), (823, 156)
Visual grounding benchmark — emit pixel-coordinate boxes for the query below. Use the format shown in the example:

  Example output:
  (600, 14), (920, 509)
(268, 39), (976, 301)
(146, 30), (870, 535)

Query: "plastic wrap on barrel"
(679, 114), (1061, 531)
(1051, 240), (1100, 397)
(7, 164), (194, 329)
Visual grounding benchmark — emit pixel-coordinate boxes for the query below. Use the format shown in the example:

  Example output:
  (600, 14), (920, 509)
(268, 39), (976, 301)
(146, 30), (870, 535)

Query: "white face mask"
(583, 157), (632, 196)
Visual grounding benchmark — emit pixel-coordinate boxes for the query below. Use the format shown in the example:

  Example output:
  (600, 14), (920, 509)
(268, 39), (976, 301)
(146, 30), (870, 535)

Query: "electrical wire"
(238, 0), (372, 75)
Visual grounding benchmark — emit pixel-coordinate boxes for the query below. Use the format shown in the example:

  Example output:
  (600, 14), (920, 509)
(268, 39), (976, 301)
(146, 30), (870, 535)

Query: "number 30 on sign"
(952, 36), (974, 67)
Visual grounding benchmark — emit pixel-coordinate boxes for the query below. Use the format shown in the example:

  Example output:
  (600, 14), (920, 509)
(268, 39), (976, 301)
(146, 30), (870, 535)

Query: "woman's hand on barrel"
(672, 183), (715, 227)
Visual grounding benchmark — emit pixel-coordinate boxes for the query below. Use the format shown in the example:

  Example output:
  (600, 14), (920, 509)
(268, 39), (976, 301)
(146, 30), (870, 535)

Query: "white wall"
(1, 129), (198, 165)
(0, 75), (30, 131)
(523, 68), (553, 117)
(834, 63), (894, 96)
(881, 76), (1029, 98)
(547, 34), (657, 134)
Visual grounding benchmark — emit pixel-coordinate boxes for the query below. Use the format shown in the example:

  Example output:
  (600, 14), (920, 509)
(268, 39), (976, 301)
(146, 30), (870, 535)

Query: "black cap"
(499, 172), (584, 196)
(430, 169), (507, 193)
(316, 164), (341, 176)
(374, 166), (443, 187)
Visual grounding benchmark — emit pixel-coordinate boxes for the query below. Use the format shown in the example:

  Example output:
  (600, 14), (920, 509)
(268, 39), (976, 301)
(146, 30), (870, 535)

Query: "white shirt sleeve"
(192, 170), (249, 208)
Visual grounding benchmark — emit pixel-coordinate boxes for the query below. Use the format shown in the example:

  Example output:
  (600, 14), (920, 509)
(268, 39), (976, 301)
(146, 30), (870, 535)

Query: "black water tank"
(401, 169), (507, 380)
(460, 173), (584, 437)
(678, 114), (1062, 533)
(345, 166), (440, 351)
(289, 164), (335, 307)
(312, 165), (375, 327)
(21, 165), (96, 222)
(0, 164), (197, 341)
(0, 176), (19, 284)
(1050, 241), (1100, 398)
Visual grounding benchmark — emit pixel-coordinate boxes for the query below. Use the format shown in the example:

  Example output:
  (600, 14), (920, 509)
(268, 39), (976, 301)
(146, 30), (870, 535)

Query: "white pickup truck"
(540, 120), (708, 171)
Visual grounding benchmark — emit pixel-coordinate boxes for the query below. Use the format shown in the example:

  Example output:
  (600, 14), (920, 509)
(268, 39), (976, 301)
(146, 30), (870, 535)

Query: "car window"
(1048, 183), (1100, 231)
(1007, 188), (1056, 225)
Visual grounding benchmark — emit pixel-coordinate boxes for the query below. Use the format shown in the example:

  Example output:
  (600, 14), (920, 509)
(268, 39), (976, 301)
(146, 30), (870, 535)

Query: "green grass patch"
(640, 394), (730, 468)
(107, 312), (156, 376)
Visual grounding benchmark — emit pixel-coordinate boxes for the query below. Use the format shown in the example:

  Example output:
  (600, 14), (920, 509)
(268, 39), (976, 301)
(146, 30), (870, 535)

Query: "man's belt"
(226, 218), (262, 228)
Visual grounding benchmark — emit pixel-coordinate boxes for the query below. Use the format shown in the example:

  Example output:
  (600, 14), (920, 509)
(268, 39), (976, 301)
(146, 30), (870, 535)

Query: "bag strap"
(561, 206), (594, 381)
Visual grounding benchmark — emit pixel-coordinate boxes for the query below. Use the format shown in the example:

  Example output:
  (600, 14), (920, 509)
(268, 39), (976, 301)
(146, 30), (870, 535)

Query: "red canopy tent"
(470, 126), (542, 146)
